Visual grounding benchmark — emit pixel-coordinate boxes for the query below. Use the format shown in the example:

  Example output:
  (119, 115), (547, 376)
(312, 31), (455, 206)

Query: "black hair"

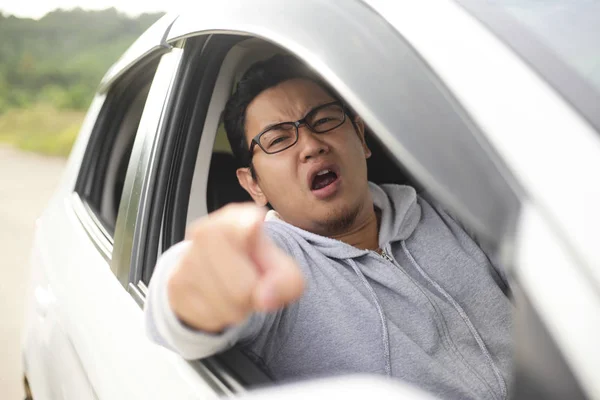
(223, 54), (348, 173)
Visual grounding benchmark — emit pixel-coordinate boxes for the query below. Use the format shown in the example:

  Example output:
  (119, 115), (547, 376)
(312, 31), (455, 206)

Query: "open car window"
(130, 23), (523, 392)
(72, 56), (159, 260)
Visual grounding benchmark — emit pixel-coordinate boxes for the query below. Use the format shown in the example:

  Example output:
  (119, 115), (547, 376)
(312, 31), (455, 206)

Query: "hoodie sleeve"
(144, 240), (267, 360)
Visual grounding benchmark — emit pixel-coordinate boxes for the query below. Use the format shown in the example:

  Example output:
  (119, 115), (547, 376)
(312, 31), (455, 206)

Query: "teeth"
(316, 169), (331, 176)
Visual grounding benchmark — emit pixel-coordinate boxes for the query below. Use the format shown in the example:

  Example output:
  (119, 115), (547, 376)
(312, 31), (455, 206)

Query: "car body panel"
(24, 194), (220, 400)
(98, 13), (178, 93)
(110, 48), (183, 286)
(363, 0), (600, 275)
(22, 45), (218, 400)
(365, 2), (600, 396)
(515, 203), (600, 399)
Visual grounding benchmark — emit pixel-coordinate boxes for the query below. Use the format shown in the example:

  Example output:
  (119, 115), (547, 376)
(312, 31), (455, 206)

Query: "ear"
(236, 167), (269, 206)
(353, 115), (372, 159)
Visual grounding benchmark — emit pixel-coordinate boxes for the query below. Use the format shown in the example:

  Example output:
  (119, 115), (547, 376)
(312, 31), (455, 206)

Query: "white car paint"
(21, 1), (600, 399)
(364, 2), (600, 397)
(22, 48), (221, 400)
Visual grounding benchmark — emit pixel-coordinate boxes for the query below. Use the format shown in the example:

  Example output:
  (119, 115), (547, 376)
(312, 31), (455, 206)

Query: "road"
(0, 145), (66, 399)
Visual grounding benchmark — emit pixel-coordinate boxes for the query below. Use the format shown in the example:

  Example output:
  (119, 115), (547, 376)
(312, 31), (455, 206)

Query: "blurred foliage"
(0, 8), (163, 156)
(0, 104), (85, 156)
(0, 8), (164, 112)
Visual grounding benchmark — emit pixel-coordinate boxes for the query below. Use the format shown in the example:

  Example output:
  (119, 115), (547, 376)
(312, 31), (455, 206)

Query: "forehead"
(245, 79), (336, 134)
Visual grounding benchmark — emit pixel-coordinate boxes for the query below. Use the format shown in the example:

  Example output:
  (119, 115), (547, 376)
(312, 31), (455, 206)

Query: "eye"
(261, 126), (295, 150)
(314, 117), (334, 126)
(270, 135), (289, 146)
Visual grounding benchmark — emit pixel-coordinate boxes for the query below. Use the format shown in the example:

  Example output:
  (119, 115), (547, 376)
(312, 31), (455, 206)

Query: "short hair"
(223, 54), (344, 169)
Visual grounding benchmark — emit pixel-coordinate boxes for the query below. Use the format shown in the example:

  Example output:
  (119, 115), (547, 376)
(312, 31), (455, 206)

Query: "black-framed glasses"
(249, 101), (347, 155)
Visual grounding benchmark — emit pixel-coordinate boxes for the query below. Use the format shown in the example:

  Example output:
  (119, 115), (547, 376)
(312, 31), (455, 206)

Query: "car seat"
(206, 152), (252, 212)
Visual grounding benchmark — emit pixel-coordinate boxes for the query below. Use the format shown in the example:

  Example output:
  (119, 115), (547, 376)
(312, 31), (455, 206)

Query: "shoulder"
(263, 220), (298, 255)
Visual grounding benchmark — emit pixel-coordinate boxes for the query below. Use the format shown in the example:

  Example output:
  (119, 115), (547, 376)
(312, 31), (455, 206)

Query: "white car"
(22, 1), (600, 399)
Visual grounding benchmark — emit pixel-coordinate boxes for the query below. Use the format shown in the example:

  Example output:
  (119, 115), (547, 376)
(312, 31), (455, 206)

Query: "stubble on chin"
(317, 203), (361, 237)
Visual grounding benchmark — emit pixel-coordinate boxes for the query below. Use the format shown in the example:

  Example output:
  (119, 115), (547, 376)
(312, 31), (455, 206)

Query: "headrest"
(206, 152), (252, 212)
(365, 132), (411, 186)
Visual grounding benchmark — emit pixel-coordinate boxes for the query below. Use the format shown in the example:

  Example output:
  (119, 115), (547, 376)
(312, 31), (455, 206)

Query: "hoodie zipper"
(379, 244), (507, 400)
(379, 249), (394, 263)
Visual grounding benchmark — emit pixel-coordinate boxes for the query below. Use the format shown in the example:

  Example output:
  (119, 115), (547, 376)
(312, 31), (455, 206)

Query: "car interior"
(166, 37), (422, 387)
(145, 33), (592, 399)
(186, 39), (416, 226)
(102, 82), (151, 227)
(76, 60), (157, 237)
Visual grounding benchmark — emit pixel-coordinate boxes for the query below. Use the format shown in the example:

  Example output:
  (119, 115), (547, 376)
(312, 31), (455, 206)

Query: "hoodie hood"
(264, 182), (421, 259)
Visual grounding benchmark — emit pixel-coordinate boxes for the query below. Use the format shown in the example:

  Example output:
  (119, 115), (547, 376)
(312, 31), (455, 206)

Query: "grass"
(0, 106), (233, 158)
(0, 104), (85, 157)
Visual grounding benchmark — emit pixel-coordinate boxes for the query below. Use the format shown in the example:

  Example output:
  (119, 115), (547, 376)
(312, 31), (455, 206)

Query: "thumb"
(250, 231), (305, 312)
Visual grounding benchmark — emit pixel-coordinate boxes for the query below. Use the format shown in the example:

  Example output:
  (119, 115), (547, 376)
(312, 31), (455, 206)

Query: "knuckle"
(191, 300), (224, 330)
(230, 287), (253, 309)
(178, 253), (200, 275)
(168, 269), (189, 294)
(168, 277), (197, 312)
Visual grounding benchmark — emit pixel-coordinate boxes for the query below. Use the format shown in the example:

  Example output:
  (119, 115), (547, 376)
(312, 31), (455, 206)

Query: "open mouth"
(311, 169), (339, 191)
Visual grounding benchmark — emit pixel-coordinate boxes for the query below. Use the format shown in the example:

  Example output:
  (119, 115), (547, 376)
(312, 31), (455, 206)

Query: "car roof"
(98, 0), (383, 92)
(98, 12), (179, 92)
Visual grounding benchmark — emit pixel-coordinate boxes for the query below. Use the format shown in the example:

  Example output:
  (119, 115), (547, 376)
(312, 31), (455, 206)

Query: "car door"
(359, 1), (600, 399)
(163, 0), (598, 398)
(22, 17), (224, 400)
(146, 0), (519, 394)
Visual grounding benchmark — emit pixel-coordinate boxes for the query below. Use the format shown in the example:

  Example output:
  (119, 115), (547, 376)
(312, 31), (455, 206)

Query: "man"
(145, 55), (513, 400)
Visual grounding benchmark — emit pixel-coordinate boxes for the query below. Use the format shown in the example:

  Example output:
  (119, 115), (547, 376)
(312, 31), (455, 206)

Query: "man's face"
(237, 78), (373, 236)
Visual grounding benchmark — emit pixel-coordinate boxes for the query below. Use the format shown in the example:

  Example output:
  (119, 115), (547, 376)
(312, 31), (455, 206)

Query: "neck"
(330, 205), (380, 251)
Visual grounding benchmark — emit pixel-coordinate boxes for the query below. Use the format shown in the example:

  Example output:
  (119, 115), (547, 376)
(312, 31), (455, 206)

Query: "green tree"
(0, 8), (164, 113)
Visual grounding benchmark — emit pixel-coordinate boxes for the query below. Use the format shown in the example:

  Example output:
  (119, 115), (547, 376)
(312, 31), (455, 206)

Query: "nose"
(297, 124), (330, 161)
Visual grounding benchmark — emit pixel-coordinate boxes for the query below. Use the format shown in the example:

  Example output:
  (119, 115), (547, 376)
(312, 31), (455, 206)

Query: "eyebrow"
(260, 121), (286, 133)
(258, 101), (334, 133)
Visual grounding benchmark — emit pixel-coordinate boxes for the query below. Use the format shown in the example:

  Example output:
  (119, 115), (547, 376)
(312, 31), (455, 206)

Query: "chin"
(317, 202), (361, 235)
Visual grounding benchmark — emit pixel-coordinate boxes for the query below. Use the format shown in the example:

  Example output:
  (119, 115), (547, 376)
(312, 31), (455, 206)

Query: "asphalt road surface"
(0, 145), (66, 399)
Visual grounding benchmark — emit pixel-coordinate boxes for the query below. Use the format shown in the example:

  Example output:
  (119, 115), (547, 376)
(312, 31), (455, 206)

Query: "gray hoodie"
(145, 183), (513, 400)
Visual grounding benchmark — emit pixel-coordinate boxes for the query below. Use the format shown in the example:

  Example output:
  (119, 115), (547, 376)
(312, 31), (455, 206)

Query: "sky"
(0, 0), (170, 19)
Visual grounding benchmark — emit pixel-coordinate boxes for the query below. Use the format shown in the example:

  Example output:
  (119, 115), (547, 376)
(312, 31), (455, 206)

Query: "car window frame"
(137, 0), (528, 391)
(87, 36), (245, 397)
(168, 0), (522, 255)
(131, 34), (272, 394)
(75, 61), (158, 231)
(144, 28), (522, 394)
(109, 47), (184, 289)
(72, 52), (168, 263)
